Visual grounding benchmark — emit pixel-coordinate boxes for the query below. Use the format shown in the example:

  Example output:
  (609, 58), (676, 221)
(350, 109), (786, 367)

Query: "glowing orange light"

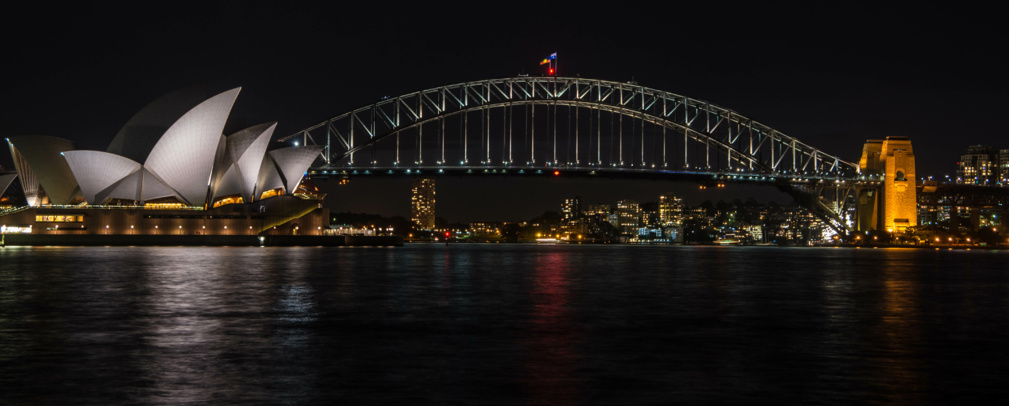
(554, 170), (560, 176)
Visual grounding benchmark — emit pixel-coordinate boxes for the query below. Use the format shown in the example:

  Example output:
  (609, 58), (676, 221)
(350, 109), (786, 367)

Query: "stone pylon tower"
(857, 136), (916, 233)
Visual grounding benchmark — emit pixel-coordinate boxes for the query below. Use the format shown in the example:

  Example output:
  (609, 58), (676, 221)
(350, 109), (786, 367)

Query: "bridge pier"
(857, 136), (916, 234)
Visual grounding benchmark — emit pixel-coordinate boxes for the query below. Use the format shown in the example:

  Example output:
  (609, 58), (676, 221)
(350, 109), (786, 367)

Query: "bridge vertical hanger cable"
(349, 112), (355, 165)
(618, 84), (623, 166)
(566, 104), (571, 165)
(619, 114), (623, 166)
(479, 102), (484, 164)
(505, 83), (510, 164)
(597, 82), (602, 165)
(640, 88), (645, 167)
(508, 83), (514, 164)
(552, 89), (557, 165)
(640, 111), (645, 167)
(663, 94), (667, 167)
(485, 84), (490, 164)
(605, 111), (613, 164)
(418, 95), (423, 165)
(552, 76), (561, 165)
(524, 102), (532, 164)
(393, 100), (399, 164)
(464, 106), (469, 164)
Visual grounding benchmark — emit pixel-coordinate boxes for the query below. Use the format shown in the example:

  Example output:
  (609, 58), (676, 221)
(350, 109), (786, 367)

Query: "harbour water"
(2, 244), (1009, 403)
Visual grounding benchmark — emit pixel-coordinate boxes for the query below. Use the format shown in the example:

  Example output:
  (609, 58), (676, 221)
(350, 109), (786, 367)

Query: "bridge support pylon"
(857, 136), (916, 234)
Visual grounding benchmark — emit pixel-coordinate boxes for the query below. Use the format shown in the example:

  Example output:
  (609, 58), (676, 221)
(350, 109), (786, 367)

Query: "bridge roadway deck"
(307, 165), (874, 186)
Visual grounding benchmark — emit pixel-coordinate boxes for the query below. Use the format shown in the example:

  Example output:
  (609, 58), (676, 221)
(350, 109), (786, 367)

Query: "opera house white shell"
(4, 87), (323, 208)
(6, 135), (80, 206)
(0, 173), (16, 201)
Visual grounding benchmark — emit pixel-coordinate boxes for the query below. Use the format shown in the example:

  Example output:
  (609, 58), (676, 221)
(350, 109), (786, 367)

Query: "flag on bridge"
(539, 52), (557, 65)
(540, 52), (558, 75)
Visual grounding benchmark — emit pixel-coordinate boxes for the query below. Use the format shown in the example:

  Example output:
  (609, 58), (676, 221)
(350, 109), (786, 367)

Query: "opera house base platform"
(0, 196), (401, 246)
(0, 234), (403, 247)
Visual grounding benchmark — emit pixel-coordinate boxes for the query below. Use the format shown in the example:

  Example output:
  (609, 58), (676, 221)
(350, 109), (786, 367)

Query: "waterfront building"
(584, 204), (611, 218)
(411, 177), (436, 230)
(636, 226), (662, 240)
(663, 227), (681, 242)
(468, 222), (503, 236)
(561, 197), (580, 223)
(744, 224), (763, 242)
(957, 145), (998, 185)
(658, 194), (684, 227)
(0, 88), (328, 236)
(616, 200), (641, 234)
(999, 149), (1009, 185)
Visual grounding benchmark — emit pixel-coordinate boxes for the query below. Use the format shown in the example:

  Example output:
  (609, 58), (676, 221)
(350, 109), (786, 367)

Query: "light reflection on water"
(3, 245), (1009, 403)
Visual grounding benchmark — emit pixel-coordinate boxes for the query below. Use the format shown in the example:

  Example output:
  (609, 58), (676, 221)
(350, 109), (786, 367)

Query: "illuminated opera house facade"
(0, 88), (329, 237)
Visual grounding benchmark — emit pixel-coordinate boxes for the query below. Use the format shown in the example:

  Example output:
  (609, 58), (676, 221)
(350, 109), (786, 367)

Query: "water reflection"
(4, 245), (1009, 403)
(876, 250), (924, 404)
(137, 248), (262, 403)
(524, 250), (580, 405)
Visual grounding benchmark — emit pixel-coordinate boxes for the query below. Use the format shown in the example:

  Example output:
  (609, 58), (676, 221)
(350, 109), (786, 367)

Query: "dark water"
(2, 244), (1009, 404)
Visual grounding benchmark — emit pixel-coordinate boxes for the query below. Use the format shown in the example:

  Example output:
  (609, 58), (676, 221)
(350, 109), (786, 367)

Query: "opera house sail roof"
(2, 87), (323, 209)
(0, 173), (16, 201)
(211, 122), (277, 204)
(6, 135), (80, 206)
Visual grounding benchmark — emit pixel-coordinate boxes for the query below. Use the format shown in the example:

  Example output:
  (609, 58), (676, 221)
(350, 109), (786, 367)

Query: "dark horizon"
(3, 3), (1006, 221)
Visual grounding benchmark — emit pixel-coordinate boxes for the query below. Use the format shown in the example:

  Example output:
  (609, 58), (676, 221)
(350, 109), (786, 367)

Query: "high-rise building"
(958, 145), (998, 185)
(561, 197), (581, 223)
(999, 149), (1009, 185)
(616, 200), (641, 234)
(411, 177), (436, 230)
(658, 194), (684, 227)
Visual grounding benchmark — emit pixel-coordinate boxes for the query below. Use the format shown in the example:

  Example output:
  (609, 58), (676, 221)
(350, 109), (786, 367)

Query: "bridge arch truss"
(282, 77), (859, 179)
(282, 77), (865, 236)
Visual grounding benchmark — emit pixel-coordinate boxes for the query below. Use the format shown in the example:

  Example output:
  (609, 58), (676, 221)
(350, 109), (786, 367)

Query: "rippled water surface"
(3, 244), (1009, 404)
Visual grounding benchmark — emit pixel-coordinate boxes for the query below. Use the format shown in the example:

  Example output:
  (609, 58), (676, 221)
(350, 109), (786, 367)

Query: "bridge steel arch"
(282, 76), (866, 236)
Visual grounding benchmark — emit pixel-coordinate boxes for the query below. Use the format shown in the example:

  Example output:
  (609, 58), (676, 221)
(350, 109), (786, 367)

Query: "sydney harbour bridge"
(279, 76), (886, 238)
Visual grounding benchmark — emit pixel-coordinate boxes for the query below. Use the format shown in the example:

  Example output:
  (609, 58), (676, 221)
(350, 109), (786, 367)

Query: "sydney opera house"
(0, 88), (329, 239)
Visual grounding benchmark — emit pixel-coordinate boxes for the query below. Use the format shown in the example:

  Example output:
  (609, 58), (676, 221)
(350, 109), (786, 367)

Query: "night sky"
(2, 3), (1006, 222)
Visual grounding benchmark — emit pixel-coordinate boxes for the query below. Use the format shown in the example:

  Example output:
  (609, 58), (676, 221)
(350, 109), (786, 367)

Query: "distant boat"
(535, 238), (558, 244)
(754, 242), (776, 246)
(715, 238), (742, 246)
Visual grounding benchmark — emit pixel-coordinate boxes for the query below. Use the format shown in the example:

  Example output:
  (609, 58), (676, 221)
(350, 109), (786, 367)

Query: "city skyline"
(2, 3), (1006, 222)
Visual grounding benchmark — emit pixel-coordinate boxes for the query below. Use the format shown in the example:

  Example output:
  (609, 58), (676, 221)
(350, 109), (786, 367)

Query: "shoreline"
(0, 234), (402, 247)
